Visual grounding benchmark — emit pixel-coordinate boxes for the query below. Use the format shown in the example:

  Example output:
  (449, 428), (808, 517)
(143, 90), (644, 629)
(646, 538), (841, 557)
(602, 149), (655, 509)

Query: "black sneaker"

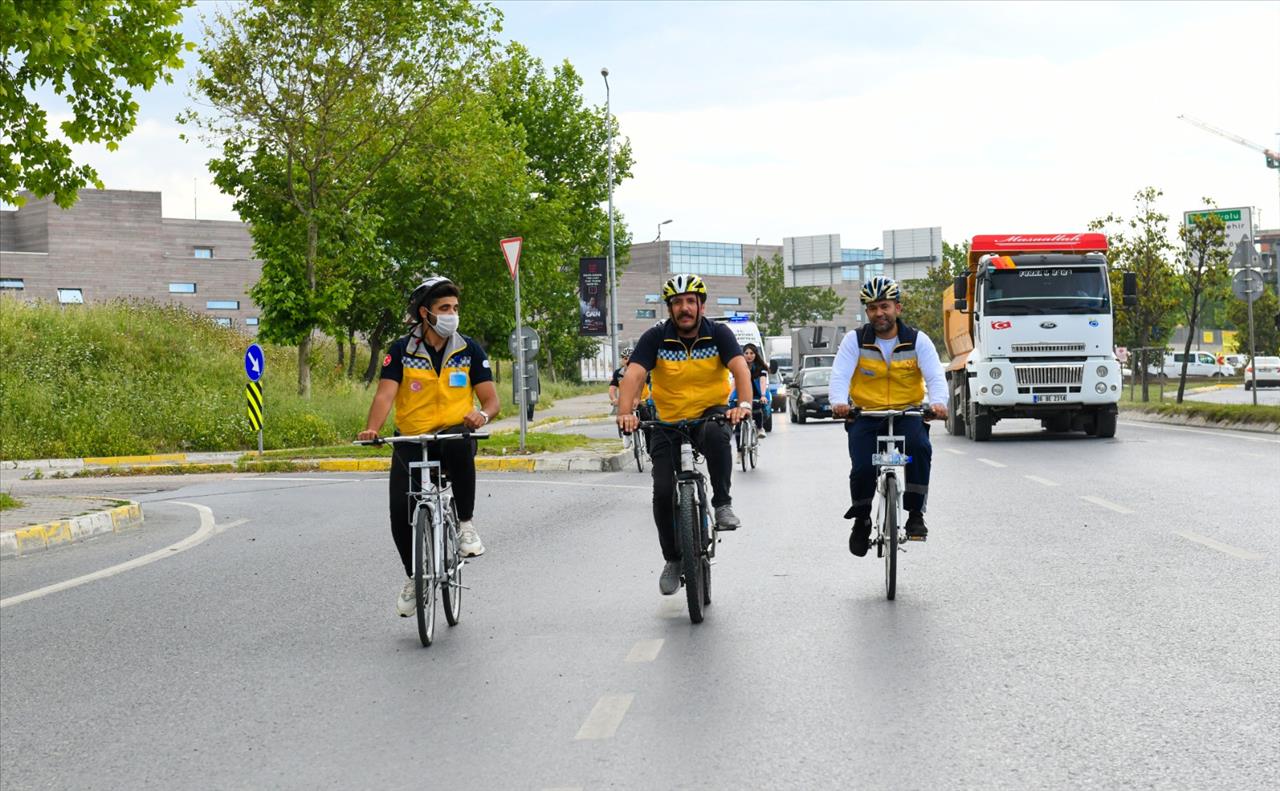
(849, 516), (872, 556)
(905, 512), (928, 541)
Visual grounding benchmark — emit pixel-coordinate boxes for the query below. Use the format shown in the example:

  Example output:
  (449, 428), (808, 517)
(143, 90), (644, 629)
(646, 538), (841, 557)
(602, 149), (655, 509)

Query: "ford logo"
(1039, 321), (1057, 329)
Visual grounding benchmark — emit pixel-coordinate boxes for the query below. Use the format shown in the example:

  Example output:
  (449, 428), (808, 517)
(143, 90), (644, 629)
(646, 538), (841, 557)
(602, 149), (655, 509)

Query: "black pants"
(388, 427), (477, 577)
(648, 406), (733, 561)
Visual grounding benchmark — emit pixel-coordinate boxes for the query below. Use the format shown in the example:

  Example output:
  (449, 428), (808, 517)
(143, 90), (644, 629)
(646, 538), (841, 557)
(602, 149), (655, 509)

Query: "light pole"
(752, 236), (760, 317)
(602, 67), (619, 369)
(656, 218), (672, 242)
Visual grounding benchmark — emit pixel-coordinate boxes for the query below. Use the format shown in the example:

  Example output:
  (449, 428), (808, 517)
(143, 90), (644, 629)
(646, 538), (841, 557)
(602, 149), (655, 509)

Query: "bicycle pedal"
(905, 535), (926, 542)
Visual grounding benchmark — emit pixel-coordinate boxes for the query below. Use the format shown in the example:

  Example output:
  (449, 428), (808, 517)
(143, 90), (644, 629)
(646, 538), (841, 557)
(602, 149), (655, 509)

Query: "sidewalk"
(0, 391), (623, 555)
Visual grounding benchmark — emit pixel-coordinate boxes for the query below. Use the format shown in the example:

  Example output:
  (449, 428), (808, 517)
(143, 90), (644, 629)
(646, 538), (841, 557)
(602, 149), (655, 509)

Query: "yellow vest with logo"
(395, 333), (476, 434)
(651, 321), (732, 421)
(847, 322), (926, 410)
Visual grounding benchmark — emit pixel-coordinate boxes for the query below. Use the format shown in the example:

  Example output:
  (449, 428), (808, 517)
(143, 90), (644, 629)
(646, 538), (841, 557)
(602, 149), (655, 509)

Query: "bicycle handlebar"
(834, 406), (935, 422)
(354, 431), (490, 446)
(637, 413), (729, 431)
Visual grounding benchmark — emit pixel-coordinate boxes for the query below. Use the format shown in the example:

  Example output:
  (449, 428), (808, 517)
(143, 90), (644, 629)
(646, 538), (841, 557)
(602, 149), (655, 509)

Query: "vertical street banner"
(578, 256), (608, 336)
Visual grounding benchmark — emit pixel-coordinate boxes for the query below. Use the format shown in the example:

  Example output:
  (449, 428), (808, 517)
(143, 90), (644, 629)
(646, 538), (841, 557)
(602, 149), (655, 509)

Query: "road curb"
(0, 502), (144, 559)
(1119, 410), (1280, 435)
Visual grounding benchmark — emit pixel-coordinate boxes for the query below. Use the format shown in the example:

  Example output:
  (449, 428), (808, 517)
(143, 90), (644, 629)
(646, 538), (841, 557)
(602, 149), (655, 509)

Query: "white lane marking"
(574, 694), (635, 740)
(477, 478), (648, 490)
(1024, 475), (1060, 487)
(251, 477), (367, 482)
(1079, 495), (1134, 515)
(1118, 420), (1280, 444)
(1176, 531), (1263, 560)
(657, 598), (686, 619)
(1, 503), (225, 609)
(1242, 452), (1268, 459)
(977, 458), (1007, 468)
(625, 639), (665, 663)
(944, 448), (966, 455)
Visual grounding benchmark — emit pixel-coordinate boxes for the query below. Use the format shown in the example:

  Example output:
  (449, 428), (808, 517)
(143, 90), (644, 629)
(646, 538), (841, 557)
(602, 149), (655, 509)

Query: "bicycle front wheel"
(441, 501), (462, 626)
(414, 506), (437, 646)
(677, 483), (705, 623)
(883, 475), (899, 601)
(633, 430), (645, 473)
(737, 424), (748, 472)
(748, 431), (757, 470)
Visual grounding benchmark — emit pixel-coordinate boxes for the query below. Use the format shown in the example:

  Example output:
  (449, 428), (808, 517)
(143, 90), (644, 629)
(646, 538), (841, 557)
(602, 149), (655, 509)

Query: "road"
(2, 417), (1277, 789)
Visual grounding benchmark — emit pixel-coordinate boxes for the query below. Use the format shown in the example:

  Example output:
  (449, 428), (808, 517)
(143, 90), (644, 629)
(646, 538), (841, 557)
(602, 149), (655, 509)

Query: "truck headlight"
(990, 367), (1002, 380)
(992, 384), (1003, 395)
(1096, 365), (1108, 377)
(1095, 382), (1107, 394)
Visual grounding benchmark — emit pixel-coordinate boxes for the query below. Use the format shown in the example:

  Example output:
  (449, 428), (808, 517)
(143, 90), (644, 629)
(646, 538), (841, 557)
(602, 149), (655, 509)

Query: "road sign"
(1184, 206), (1254, 268)
(244, 343), (265, 382)
(507, 326), (540, 357)
(246, 381), (263, 431)
(501, 237), (523, 280)
(1232, 268), (1264, 302)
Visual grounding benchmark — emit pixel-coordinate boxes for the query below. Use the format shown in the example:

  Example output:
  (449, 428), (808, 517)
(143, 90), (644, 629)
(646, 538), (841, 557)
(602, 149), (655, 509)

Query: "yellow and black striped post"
(246, 380), (263, 456)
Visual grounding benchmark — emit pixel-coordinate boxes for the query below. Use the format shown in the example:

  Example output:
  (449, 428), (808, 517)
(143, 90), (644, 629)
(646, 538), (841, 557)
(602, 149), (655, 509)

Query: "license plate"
(1033, 394), (1068, 403)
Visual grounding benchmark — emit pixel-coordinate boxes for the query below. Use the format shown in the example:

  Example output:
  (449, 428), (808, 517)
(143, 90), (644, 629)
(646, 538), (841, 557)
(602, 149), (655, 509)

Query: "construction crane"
(1177, 114), (1280, 170)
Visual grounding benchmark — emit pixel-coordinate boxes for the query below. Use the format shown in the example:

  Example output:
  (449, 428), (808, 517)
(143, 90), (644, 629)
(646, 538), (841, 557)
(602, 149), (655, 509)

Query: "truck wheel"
(946, 383), (965, 436)
(968, 400), (992, 442)
(1093, 409), (1117, 438)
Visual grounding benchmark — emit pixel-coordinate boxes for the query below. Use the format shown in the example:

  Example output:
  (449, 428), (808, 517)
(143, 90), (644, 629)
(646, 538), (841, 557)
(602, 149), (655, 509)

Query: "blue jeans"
(845, 415), (932, 518)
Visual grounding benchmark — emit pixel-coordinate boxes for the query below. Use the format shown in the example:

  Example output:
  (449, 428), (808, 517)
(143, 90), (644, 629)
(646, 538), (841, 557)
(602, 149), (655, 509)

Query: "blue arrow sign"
(244, 343), (264, 382)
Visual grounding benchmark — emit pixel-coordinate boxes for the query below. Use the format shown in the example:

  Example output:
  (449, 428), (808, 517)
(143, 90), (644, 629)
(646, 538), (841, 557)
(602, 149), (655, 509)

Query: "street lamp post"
(656, 219), (672, 242)
(753, 236), (760, 317)
(602, 68), (619, 369)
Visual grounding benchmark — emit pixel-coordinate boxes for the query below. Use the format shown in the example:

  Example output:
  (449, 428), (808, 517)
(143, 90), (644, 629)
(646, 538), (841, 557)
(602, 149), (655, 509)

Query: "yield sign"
(500, 237), (523, 280)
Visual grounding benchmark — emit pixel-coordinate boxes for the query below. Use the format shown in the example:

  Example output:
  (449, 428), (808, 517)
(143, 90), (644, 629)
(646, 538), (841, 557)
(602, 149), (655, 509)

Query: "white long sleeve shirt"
(828, 326), (948, 408)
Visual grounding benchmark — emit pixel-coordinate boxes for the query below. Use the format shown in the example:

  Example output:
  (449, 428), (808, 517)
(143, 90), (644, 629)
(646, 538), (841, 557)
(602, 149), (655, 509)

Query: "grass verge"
(239, 430), (606, 462)
(0, 492), (23, 510)
(1119, 397), (1280, 427)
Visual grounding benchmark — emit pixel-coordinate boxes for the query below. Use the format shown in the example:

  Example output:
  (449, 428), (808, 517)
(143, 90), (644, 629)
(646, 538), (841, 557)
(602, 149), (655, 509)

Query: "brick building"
(0, 189), (263, 332)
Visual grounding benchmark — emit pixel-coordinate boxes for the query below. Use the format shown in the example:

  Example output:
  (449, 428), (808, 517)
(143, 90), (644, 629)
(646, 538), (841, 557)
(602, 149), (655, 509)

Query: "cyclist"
(741, 342), (771, 438)
(358, 276), (501, 617)
(609, 347), (652, 449)
(828, 276), (948, 555)
(617, 274), (754, 595)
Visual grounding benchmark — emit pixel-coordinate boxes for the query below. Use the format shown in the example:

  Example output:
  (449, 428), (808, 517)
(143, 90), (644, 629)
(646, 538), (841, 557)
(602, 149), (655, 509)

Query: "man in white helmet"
(358, 276), (500, 618)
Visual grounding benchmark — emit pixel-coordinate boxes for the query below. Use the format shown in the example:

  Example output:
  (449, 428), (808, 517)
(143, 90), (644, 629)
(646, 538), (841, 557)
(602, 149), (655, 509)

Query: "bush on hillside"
(0, 298), (377, 459)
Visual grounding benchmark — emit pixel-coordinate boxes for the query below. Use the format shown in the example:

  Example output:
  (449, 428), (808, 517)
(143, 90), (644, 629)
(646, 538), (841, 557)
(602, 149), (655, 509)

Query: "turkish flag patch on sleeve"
(382, 354), (392, 367)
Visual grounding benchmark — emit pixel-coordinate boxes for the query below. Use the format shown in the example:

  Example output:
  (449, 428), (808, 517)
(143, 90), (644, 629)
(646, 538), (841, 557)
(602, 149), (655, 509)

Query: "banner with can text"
(578, 257), (608, 336)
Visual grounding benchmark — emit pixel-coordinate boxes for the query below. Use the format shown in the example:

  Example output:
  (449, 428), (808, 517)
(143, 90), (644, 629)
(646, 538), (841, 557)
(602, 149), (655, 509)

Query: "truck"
(763, 335), (792, 409)
(942, 233), (1136, 441)
(790, 324), (840, 374)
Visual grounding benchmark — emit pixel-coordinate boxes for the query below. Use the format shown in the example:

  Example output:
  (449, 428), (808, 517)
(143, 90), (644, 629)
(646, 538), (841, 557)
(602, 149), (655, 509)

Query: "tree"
(1, 0), (192, 207)
(900, 240), (969, 356)
(1174, 203), (1233, 402)
(745, 254), (846, 336)
(1227, 287), (1280, 359)
(186, 0), (498, 396)
(1089, 187), (1181, 402)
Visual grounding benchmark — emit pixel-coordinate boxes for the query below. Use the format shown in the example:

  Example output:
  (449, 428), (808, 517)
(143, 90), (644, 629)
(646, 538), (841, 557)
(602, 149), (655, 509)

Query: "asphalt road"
(2, 417), (1277, 790)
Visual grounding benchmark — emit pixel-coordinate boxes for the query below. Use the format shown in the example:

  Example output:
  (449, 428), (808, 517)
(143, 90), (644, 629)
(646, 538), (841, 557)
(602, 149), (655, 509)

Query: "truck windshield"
(984, 266), (1109, 315)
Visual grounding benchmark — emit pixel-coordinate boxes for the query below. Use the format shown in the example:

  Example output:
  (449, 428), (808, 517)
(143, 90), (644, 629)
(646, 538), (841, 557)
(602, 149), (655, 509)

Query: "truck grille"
(1011, 342), (1086, 354)
(1015, 364), (1084, 386)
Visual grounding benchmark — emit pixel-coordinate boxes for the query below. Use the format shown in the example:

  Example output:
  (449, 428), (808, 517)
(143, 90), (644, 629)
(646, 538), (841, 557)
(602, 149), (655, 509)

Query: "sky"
(16, 0), (1280, 250)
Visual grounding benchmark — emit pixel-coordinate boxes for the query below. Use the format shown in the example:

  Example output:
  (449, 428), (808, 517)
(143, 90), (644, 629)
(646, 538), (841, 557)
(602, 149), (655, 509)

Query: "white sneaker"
(396, 578), (416, 617)
(757, 427), (766, 439)
(623, 434), (633, 449)
(458, 520), (485, 557)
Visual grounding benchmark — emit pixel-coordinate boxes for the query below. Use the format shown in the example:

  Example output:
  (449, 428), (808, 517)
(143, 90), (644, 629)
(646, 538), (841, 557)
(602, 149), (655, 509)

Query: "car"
(1244, 356), (1280, 389)
(788, 366), (833, 423)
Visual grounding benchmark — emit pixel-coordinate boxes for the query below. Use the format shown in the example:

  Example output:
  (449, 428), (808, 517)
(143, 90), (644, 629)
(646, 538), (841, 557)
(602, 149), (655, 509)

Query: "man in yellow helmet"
(830, 276), (948, 555)
(617, 274), (753, 595)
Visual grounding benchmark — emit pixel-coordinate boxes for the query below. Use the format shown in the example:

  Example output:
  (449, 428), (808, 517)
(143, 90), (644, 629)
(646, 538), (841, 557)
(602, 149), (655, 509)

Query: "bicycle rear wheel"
(883, 475), (899, 601)
(414, 506), (437, 646)
(441, 501), (462, 626)
(677, 483), (705, 623)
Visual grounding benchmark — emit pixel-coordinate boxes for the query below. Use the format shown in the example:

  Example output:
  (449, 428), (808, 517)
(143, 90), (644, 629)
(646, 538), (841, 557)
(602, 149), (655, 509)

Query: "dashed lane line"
(477, 478), (648, 490)
(1024, 475), (1060, 487)
(574, 694), (635, 740)
(944, 448), (966, 455)
(1079, 495), (1134, 515)
(0, 504), (236, 609)
(1176, 531), (1263, 561)
(977, 458), (1007, 468)
(625, 639), (665, 663)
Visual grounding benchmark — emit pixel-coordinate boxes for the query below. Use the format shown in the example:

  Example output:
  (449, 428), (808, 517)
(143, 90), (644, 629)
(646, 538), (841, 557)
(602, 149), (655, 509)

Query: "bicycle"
(728, 395), (764, 472)
(838, 407), (931, 601)
(355, 430), (489, 646)
(637, 415), (728, 623)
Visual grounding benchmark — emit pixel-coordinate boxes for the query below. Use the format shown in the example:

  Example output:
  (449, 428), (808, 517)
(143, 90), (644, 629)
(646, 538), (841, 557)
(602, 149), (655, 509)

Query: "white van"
(1153, 351), (1235, 378)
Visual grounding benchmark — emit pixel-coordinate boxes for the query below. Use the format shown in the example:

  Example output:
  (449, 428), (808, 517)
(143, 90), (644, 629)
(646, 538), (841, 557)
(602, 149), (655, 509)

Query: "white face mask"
(429, 312), (459, 337)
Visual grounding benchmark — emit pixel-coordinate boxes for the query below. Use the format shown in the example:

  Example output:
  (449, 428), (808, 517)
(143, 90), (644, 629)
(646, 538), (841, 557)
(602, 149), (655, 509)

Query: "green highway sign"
(1184, 208), (1242, 224)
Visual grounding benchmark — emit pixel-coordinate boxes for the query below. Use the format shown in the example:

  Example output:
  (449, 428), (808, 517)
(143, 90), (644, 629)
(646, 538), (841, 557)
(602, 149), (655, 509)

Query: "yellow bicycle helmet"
(662, 274), (708, 303)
